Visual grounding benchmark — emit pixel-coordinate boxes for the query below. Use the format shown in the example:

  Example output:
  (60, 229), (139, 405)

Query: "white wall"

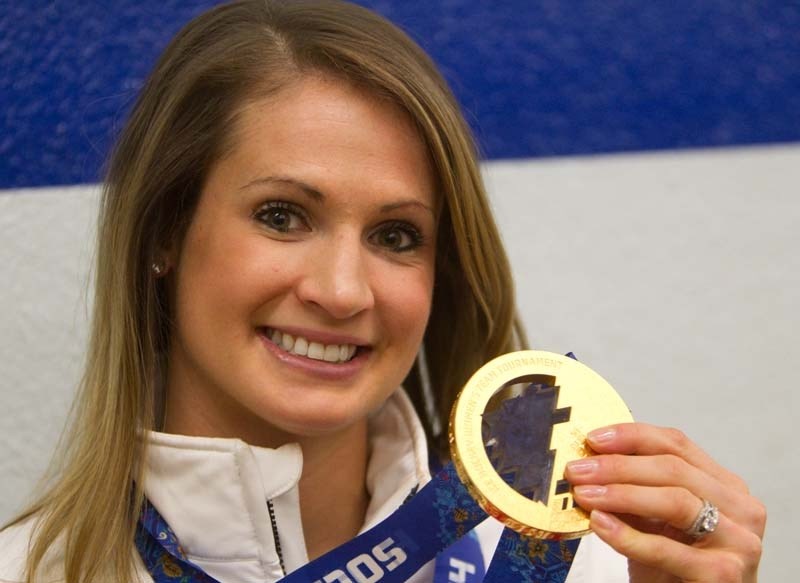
(484, 144), (798, 581)
(2, 144), (797, 580)
(0, 184), (97, 511)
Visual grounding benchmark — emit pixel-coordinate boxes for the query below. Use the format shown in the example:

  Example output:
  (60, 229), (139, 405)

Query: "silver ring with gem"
(685, 499), (720, 539)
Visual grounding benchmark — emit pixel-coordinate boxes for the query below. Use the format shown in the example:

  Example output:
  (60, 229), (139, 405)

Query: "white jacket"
(0, 390), (628, 582)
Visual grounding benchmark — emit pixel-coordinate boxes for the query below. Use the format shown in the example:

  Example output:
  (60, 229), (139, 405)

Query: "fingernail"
(566, 459), (598, 475)
(574, 485), (606, 498)
(587, 428), (616, 444)
(591, 510), (618, 532)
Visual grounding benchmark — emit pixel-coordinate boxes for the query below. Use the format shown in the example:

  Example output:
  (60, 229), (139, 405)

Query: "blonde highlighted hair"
(7, 1), (526, 581)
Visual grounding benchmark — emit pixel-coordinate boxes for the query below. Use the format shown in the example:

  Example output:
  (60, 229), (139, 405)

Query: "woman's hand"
(565, 423), (766, 583)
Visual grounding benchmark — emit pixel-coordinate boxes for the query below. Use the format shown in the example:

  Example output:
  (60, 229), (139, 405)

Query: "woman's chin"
(259, 402), (369, 441)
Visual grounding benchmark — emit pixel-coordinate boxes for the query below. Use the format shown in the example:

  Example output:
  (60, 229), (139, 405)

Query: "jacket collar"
(142, 388), (430, 582)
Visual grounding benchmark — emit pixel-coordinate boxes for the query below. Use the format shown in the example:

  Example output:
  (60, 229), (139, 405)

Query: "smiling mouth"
(263, 327), (361, 364)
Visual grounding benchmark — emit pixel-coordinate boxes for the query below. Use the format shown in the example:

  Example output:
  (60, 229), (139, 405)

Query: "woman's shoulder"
(0, 516), (153, 583)
(0, 516), (41, 583)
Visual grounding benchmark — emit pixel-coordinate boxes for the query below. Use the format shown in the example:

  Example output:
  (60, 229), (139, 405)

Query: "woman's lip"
(257, 330), (370, 380)
(259, 325), (370, 347)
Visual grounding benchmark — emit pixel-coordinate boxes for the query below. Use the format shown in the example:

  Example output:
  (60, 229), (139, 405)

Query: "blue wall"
(2, 0), (799, 188)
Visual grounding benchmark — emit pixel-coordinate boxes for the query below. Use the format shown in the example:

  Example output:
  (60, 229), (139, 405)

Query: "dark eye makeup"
(369, 220), (425, 253)
(252, 201), (309, 233)
(252, 201), (426, 253)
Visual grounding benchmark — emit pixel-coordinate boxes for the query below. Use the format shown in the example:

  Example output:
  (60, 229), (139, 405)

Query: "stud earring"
(151, 261), (167, 277)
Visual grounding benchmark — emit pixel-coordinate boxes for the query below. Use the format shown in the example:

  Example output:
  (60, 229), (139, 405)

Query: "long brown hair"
(9, 2), (525, 581)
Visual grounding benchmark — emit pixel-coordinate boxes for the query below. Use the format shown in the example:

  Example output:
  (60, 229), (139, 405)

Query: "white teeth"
(266, 328), (358, 363)
(307, 342), (325, 360)
(293, 336), (308, 356)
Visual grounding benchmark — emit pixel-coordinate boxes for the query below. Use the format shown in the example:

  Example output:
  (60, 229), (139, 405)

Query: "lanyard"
(136, 461), (578, 583)
(484, 528), (578, 583)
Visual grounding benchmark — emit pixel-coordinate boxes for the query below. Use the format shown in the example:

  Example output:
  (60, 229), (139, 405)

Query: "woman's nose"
(296, 233), (375, 319)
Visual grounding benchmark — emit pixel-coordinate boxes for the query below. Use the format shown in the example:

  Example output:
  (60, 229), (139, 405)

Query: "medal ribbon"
(136, 462), (578, 582)
(137, 353), (583, 582)
(484, 529), (579, 583)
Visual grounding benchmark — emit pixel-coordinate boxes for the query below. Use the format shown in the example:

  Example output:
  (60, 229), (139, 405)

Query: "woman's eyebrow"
(239, 176), (324, 202)
(240, 175), (433, 216)
(380, 200), (435, 216)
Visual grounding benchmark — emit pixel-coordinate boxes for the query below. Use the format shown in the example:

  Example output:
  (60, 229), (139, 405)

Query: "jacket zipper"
(267, 499), (287, 576)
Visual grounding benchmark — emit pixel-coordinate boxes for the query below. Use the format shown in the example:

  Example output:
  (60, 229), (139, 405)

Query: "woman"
(0, 1), (764, 582)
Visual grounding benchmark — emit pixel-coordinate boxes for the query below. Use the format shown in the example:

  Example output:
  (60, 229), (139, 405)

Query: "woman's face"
(164, 75), (437, 443)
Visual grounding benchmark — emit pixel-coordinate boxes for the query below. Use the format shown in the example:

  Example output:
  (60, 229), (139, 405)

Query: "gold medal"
(448, 350), (633, 539)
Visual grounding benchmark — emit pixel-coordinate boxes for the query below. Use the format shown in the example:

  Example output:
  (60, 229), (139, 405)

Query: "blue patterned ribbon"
(136, 462), (487, 582)
(136, 460), (578, 582)
(137, 354), (582, 582)
(484, 529), (579, 583)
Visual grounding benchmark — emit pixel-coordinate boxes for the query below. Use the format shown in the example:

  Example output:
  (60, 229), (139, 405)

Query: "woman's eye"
(371, 221), (424, 253)
(253, 202), (308, 233)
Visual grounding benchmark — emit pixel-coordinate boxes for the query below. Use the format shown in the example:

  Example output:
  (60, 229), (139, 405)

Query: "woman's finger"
(573, 484), (709, 532)
(584, 423), (749, 493)
(589, 510), (762, 582)
(566, 454), (734, 521)
(565, 453), (766, 536)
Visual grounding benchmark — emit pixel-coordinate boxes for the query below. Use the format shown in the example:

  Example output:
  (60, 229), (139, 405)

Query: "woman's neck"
(162, 381), (372, 559)
(297, 420), (370, 560)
